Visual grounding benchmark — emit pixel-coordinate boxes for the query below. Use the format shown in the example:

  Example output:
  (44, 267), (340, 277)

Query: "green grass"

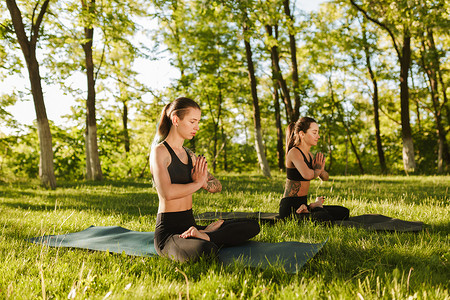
(0, 174), (449, 299)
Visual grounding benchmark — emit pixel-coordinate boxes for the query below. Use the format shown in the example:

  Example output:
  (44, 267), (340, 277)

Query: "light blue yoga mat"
(29, 226), (327, 274)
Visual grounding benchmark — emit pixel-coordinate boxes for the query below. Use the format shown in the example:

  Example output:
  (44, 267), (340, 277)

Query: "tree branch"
(349, 0), (401, 59)
(5, 0), (30, 57)
(31, 0), (50, 48)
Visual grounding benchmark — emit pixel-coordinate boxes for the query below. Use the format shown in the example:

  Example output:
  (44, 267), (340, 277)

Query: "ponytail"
(155, 97), (200, 143)
(156, 103), (172, 142)
(285, 122), (296, 155)
(285, 117), (317, 155)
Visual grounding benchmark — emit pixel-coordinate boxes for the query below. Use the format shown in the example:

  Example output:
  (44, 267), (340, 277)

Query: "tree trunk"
(6, 0), (56, 189)
(399, 32), (416, 173)
(211, 90), (223, 173)
(243, 24), (271, 178)
(371, 76), (387, 174)
(222, 126), (228, 171)
(362, 25), (387, 174)
(274, 84), (284, 171)
(347, 128), (364, 174)
(349, 1), (416, 173)
(345, 134), (348, 176)
(266, 25), (285, 171)
(339, 105), (365, 174)
(265, 24), (294, 123)
(328, 74), (364, 174)
(123, 100), (130, 153)
(82, 0), (103, 181)
(422, 29), (450, 171)
(326, 129), (333, 172)
(283, 0), (301, 121)
(122, 99), (132, 176)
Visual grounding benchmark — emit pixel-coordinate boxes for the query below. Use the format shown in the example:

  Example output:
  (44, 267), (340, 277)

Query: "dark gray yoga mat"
(335, 214), (424, 232)
(196, 211), (280, 222)
(195, 212), (423, 232)
(29, 226), (327, 274)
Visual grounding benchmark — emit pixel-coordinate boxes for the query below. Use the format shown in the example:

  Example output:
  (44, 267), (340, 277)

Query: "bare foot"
(309, 196), (325, 209)
(203, 220), (224, 232)
(296, 204), (309, 214)
(179, 226), (210, 241)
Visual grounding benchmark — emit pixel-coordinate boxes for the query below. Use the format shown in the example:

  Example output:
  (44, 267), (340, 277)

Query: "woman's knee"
(247, 219), (260, 236)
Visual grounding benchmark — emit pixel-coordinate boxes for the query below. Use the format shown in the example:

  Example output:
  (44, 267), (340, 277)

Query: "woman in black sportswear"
(279, 117), (349, 222)
(150, 97), (260, 262)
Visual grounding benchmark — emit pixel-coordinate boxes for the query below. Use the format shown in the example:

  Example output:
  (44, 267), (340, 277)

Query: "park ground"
(0, 174), (449, 299)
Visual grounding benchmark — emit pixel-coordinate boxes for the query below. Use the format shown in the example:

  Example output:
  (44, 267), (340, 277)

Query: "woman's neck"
(165, 132), (185, 149)
(298, 143), (311, 154)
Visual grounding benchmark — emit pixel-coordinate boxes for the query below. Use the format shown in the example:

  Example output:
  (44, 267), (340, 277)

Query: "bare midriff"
(282, 179), (310, 198)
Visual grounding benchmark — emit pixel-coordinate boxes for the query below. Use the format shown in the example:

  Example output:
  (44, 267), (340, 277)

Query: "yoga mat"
(195, 212), (423, 232)
(196, 211), (280, 222)
(28, 226), (326, 274)
(335, 214), (424, 232)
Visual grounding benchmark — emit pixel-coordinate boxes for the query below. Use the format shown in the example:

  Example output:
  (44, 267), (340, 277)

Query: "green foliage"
(1, 0), (449, 181)
(0, 175), (448, 298)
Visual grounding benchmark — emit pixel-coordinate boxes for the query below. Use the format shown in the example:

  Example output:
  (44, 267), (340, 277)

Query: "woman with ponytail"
(279, 117), (349, 222)
(150, 97), (260, 262)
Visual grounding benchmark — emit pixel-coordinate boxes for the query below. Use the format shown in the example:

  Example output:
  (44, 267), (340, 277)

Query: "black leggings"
(279, 196), (349, 222)
(154, 209), (260, 262)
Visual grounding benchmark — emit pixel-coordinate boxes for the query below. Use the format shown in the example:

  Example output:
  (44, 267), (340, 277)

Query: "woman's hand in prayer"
(313, 152), (326, 175)
(191, 155), (208, 187)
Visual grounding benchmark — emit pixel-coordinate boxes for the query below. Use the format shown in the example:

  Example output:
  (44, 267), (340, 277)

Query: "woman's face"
(176, 107), (201, 140)
(302, 122), (320, 146)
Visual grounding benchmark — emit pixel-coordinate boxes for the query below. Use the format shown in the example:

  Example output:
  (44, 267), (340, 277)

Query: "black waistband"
(156, 209), (196, 231)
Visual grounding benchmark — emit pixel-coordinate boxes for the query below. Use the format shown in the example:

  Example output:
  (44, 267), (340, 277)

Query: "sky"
(0, 1), (325, 133)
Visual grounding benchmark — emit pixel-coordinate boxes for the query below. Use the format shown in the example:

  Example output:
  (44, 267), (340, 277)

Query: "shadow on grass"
(305, 231), (450, 288)
(55, 179), (154, 189)
(218, 174), (284, 194)
(0, 180), (159, 218)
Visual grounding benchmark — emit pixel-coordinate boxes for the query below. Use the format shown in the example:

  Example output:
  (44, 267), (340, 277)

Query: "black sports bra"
(163, 141), (193, 184)
(286, 147), (313, 181)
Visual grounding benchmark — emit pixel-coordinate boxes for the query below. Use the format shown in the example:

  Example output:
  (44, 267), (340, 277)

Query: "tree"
(414, 0), (450, 172)
(360, 19), (387, 174)
(349, 0), (416, 173)
(266, 24), (285, 171)
(81, 0), (102, 180)
(282, 0), (301, 121)
(5, 0), (56, 188)
(45, 0), (148, 180)
(419, 29), (450, 172)
(243, 20), (272, 177)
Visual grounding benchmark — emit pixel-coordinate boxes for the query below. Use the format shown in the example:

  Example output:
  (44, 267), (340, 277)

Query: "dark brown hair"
(157, 97), (200, 141)
(285, 117), (317, 154)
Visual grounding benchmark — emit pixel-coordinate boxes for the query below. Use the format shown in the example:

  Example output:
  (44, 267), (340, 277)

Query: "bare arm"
(203, 172), (222, 193)
(319, 170), (329, 181)
(186, 148), (222, 193)
(290, 150), (316, 180)
(312, 152), (326, 180)
(150, 145), (205, 201)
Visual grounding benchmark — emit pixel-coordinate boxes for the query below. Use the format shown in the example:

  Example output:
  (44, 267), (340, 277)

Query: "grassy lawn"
(0, 174), (448, 299)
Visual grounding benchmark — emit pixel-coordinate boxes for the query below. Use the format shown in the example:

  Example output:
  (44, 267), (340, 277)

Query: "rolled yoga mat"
(29, 226), (327, 274)
(195, 212), (423, 232)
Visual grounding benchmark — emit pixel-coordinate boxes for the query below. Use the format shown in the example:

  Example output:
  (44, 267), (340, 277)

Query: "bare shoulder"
(287, 147), (300, 158)
(150, 143), (171, 167)
(287, 147), (302, 165)
(152, 143), (169, 156)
